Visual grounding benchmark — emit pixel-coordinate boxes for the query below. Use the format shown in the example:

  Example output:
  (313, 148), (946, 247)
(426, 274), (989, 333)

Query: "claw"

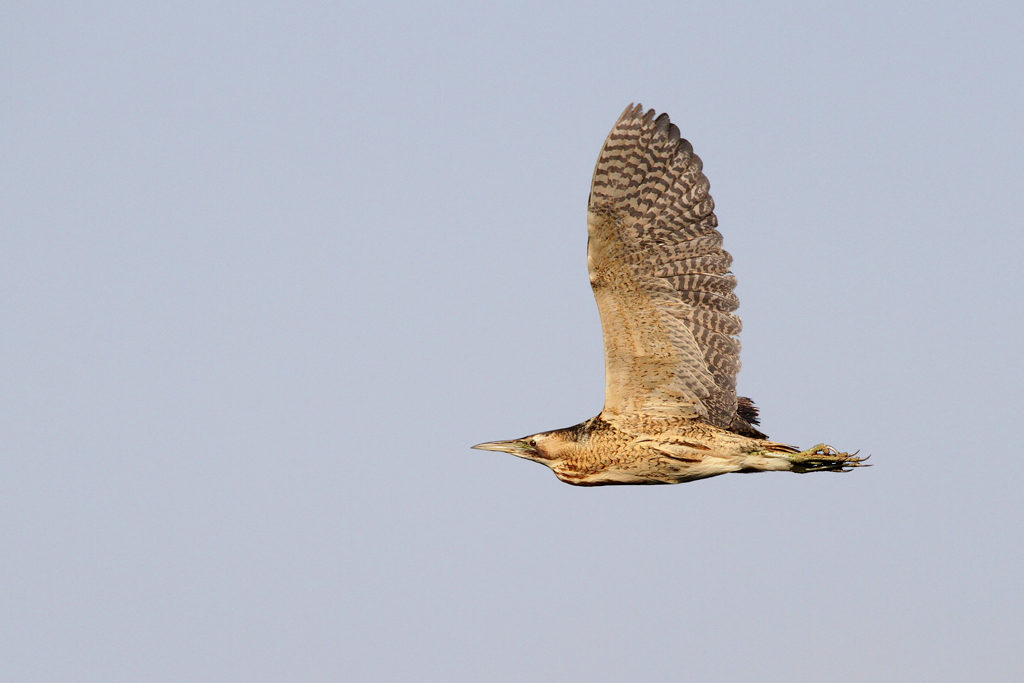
(788, 443), (871, 474)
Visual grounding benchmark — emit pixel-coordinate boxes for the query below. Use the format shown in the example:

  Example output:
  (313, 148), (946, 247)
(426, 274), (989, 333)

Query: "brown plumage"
(474, 104), (867, 485)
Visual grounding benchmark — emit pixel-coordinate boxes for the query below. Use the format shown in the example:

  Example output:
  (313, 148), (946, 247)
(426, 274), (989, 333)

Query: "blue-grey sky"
(4, 1), (1023, 681)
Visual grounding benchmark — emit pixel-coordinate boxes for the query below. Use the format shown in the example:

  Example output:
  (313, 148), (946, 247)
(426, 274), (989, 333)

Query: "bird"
(473, 104), (868, 486)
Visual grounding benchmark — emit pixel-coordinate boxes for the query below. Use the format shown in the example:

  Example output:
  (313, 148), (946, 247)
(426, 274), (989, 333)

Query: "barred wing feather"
(587, 104), (762, 437)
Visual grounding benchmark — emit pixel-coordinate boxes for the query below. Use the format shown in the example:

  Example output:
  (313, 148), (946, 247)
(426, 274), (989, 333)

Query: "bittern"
(474, 104), (867, 486)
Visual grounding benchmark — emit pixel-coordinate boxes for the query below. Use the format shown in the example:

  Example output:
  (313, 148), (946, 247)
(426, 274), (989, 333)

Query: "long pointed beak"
(472, 440), (519, 454)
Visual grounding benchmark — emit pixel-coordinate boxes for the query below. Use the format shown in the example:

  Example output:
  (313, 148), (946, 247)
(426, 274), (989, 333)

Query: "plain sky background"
(4, 1), (1023, 681)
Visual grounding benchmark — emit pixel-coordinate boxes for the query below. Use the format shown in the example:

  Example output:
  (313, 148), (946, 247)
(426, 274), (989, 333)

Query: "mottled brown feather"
(588, 103), (762, 436)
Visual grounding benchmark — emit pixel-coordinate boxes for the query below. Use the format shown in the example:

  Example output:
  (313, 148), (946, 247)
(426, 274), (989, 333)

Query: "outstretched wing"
(587, 104), (760, 436)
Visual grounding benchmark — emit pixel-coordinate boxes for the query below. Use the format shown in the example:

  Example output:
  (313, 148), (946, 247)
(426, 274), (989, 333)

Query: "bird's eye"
(528, 439), (537, 447)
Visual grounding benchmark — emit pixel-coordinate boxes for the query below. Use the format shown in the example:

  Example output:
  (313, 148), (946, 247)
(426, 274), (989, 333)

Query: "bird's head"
(472, 430), (570, 468)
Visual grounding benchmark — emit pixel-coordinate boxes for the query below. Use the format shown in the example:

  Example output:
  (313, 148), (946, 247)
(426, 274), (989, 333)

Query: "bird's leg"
(787, 444), (869, 473)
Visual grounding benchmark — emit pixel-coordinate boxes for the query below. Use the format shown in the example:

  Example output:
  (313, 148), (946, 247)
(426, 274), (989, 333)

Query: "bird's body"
(474, 104), (866, 485)
(488, 416), (789, 487)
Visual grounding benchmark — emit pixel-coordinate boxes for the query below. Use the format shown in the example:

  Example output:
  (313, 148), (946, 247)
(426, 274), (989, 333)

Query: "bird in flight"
(474, 104), (867, 486)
